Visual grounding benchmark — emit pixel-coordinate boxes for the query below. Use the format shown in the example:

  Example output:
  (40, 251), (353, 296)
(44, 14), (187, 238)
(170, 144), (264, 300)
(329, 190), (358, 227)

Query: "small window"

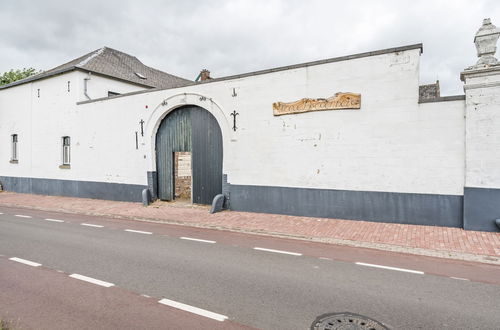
(11, 134), (18, 162)
(62, 136), (71, 165)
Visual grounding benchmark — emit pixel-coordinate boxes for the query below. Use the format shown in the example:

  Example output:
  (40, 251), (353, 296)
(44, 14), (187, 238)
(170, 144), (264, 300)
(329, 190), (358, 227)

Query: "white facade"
(1, 27), (499, 231)
(70, 46), (465, 196)
(0, 71), (148, 184)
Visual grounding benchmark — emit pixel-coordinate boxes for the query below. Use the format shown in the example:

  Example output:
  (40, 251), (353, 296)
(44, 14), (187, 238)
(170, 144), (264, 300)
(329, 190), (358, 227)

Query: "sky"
(1, 0), (499, 95)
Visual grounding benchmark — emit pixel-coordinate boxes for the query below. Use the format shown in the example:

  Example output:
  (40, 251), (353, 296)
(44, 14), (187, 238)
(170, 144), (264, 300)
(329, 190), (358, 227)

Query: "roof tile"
(1, 47), (191, 89)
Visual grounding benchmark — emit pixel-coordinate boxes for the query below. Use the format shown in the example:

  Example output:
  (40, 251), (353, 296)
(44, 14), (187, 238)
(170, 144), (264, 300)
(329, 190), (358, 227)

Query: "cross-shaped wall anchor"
(230, 110), (239, 131)
(139, 119), (145, 136)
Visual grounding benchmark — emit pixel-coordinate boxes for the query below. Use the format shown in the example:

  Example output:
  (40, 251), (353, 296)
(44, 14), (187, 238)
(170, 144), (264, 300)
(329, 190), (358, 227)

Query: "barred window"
(11, 134), (18, 161)
(62, 136), (71, 165)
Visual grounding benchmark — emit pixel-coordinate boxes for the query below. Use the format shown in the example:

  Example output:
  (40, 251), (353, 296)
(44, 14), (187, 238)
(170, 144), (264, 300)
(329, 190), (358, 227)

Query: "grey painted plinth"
(142, 188), (152, 206)
(464, 187), (500, 232)
(0, 176), (147, 202)
(147, 171), (158, 200)
(229, 185), (463, 228)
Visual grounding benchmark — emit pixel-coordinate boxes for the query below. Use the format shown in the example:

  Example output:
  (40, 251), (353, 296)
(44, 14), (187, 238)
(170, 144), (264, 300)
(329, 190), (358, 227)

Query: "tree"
(0, 68), (41, 86)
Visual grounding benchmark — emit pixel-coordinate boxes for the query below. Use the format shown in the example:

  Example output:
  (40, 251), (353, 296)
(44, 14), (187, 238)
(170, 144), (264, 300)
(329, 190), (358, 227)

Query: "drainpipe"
(83, 72), (91, 100)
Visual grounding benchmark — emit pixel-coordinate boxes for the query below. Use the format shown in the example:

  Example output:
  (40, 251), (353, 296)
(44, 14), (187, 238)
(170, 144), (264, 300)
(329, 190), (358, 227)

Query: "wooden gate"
(156, 105), (223, 204)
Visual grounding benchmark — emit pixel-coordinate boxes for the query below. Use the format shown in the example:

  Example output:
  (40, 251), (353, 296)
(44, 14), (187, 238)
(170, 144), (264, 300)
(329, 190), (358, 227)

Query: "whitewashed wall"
(461, 65), (500, 231)
(0, 47), (467, 197)
(75, 71), (148, 102)
(464, 71), (500, 189)
(0, 82), (34, 177)
(66, 46), (466, 196)
(0, 71), (150, 184)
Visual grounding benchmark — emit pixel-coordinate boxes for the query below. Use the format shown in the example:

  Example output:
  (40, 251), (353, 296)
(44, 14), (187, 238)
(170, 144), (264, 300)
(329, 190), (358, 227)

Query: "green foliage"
(0, 319), (11, 330)
(0, 67), (41, 86)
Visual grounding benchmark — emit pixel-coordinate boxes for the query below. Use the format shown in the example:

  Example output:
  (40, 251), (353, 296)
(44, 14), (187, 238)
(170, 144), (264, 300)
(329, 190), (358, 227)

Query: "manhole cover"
(311, 312), (389, 330)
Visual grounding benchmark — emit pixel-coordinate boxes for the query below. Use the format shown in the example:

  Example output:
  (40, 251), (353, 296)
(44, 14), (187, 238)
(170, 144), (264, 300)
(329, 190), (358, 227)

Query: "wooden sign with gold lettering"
(272, 92), (361, 116)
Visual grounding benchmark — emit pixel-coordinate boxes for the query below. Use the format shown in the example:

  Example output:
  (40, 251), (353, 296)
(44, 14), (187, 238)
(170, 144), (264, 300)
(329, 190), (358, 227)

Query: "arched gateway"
(155, 105), (223, 204)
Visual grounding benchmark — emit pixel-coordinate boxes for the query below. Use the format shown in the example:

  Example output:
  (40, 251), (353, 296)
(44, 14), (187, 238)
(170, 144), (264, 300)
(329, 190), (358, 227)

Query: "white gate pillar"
(461, 18), (500, 231)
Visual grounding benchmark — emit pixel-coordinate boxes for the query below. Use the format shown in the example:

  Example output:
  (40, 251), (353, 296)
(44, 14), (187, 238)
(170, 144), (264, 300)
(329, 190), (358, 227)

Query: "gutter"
(84, 72), (91, 100)
(0, 67), (158, 91)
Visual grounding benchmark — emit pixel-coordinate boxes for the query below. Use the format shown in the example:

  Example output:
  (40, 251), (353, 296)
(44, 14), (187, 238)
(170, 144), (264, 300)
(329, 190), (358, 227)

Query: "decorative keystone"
(473, 18), (500, 67)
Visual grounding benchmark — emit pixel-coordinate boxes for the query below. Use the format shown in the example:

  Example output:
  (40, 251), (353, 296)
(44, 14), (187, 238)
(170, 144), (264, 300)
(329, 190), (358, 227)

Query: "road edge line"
(355, 262), (424, 274)
(158, 298), (228, 321)
(69, 273), (115, 287)
(9, 257), (42, 267)
(253, 247), (302, 256)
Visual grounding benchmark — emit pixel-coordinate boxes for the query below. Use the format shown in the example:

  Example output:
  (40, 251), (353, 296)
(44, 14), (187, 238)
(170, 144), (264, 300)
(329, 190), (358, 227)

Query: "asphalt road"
(0, 257), (250, 330)
(1, 206), (500, 329)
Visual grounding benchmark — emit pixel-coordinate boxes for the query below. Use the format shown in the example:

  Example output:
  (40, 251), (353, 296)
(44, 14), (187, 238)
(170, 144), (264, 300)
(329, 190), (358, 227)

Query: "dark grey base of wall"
(147, 171), (158, 200)
(229, 184), (463, 228)
(464, 187), (500, 232)
(0, 176), (147, 203)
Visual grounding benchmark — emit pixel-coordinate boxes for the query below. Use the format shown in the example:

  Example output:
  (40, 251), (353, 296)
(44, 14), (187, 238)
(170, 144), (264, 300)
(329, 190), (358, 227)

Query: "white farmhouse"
(1, 19), (499, 232)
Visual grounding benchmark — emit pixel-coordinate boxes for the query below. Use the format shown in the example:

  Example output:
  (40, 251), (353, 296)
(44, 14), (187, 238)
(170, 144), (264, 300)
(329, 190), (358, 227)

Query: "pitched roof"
(0, 47), (191, 89)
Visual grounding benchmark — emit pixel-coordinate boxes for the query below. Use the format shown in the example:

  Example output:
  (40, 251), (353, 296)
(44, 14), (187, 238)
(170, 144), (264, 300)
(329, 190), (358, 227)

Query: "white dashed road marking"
(44, 218), (65, 223)
(319, 257), (332, 260)
(180, 237), (216, 244)
(125, 229), (153, 235)
(450, 277), (470, 281)
(81, 223), (104, 228)
(9, 257), (42, 267)
(15, 215), (32, 218)
(69, 274), (115, 287)
(253, 247), (302, 256)
(158, 298), (228, 322)
(355, 262), (424, 274)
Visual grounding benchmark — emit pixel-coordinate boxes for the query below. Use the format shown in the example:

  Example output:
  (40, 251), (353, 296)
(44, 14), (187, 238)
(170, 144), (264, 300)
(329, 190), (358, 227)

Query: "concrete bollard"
(210, 194), (225, 214)
(142, 188), (151, 206)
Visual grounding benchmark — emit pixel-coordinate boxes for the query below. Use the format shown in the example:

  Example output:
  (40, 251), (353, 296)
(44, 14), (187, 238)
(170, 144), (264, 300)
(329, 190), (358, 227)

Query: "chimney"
(200, 69), (211, 81)
(419, 80), (440, 101)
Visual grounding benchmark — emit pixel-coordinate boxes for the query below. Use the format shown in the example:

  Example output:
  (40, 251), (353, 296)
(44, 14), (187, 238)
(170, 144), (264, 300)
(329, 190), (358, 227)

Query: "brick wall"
(174, 152), (192, 200)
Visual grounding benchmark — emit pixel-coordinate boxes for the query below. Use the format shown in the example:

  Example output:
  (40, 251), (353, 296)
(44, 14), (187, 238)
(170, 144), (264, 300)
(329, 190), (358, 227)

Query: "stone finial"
(200, 69), (212, 81)
(473, 18), (500, 67)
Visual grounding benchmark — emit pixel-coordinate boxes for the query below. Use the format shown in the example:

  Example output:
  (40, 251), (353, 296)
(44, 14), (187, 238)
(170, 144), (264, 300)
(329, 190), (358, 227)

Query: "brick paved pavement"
(0, 191), (499, 264)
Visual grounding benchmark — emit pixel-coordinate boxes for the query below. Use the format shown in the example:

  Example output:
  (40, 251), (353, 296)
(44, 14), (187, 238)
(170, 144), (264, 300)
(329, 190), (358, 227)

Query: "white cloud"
(1, 0), (499, 95)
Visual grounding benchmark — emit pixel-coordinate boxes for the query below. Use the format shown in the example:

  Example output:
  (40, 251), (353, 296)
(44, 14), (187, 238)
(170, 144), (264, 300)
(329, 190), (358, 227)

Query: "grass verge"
(0, 319), (12, 330)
